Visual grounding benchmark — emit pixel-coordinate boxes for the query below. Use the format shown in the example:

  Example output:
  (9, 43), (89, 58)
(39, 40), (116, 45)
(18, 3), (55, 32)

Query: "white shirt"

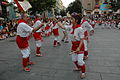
(32, 20), (42, 32)
(73, 27), (84, 41)
(49, 22), (53, 28)
(17, 22), (33, 37)
(118, 22), (120, 28)
(52, 23), (59, 29)
(43, 23), (47, 29)
(81, 20), (93, 32)
(91, 21), (95, 25)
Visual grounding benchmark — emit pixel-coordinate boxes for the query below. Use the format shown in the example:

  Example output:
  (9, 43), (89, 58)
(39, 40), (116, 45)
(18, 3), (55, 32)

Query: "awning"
(0, 17), (4, 20)
(91, 9), (102, 14)
(100, 3), (110, 11)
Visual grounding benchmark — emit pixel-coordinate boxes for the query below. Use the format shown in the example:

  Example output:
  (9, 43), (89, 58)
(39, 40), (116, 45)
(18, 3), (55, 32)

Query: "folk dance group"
(16, 13), (94, 79)
(89, 19), (119, 29)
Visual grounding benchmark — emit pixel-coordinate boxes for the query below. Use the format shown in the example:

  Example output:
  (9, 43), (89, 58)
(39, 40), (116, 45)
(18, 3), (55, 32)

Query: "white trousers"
(45, 30), (50, 34)
(20, 47), (30, 58)
(36, 40), (42, 47)
(83, 40), (88, 51)
(71, 53), (85, 66)
(54, 36), (60, 42)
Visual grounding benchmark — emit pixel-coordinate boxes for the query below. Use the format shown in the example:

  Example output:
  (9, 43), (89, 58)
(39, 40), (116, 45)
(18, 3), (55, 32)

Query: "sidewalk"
(0, 29), (120, 80)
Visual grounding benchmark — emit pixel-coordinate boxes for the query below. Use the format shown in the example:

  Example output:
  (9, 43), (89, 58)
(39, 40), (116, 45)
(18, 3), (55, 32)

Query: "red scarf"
(18, 19), (27, 24)
(71, 24), (81, 34)
(82, 20), (86, 23)
(53, 21), (56, 27)
(34, 18), (40, 23)
(71, 19), (87, 34)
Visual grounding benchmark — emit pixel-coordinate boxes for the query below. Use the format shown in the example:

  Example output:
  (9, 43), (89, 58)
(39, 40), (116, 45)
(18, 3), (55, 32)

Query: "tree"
(27, 0), (56, 14)
(109, 0), (120, 12)
(116, 0), (120, 10)
(66, 0), (82, 14)
(60, 10), (66, 17)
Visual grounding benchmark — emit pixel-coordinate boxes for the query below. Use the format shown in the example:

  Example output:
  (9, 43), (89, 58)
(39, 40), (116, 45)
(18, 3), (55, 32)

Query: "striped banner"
(14, 0), (32, 12)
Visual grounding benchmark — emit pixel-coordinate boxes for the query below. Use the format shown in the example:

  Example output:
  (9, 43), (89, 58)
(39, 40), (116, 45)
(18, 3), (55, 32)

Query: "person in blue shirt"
(0, 24), (3, 30)
(0, 23), (4, 40)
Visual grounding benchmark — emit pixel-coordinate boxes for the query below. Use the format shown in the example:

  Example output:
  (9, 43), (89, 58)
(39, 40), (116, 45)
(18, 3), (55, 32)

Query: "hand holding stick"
(69, 39), (84, 55)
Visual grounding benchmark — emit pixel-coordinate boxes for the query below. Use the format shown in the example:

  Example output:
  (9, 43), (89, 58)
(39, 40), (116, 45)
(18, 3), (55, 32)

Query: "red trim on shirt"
(34, 18), (40, 23)
(71, 24), (81, 34)
(18, 19), (27, 24)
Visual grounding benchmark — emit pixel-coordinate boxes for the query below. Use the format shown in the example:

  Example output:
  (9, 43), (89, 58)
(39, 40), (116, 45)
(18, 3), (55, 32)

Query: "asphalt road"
(0, 28), (120, 80)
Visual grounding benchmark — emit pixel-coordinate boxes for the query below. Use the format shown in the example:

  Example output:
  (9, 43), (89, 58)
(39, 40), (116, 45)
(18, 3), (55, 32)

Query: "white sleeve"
(74, 28), (84, 39)
(78, 28), (84, 39)
(84, 21), (93, 31)
(118, 23), (120, 27)
(32, 21), (41, 28)
(20, 23), (33, 33)
(58, 22), (63, 28)
(74, 29), (79, 39)
(36, 21), (41, 26)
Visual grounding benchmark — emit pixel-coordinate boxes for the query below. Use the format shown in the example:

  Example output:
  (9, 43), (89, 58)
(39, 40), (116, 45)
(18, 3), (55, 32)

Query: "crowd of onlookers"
(0, 20), (17, 40)
(0, 13), (120, 40)
(87, 14), (120, 29)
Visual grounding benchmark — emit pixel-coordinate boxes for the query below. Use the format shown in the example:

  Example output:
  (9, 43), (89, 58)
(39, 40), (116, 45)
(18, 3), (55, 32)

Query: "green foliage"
(28, 0), (56, 14)
(60, 10), (66, 17)
(116, 0), (120, 9)
(2, 0), (7, 1)
(66, 0), (82, 14)
(109, 0), (120, 12)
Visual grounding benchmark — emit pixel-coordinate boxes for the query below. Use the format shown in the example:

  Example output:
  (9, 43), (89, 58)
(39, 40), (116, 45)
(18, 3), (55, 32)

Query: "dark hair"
(72, 14), (82, 24)
(43, 18), (48, 23)
(21, 13), (28, 19)
(36, 14), (41, 18)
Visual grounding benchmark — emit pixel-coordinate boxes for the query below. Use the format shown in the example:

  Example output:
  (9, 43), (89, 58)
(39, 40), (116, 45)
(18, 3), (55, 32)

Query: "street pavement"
(0, 28), (120, 80)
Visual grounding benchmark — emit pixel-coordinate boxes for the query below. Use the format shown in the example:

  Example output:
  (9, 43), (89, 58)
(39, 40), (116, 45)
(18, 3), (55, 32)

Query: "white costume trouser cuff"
(83, 40), (88, 51)
(21, 48), (30, 58)
(54, 36), (59, 41)
(71, 53), (85, 66)
(36, 40), (42, 47)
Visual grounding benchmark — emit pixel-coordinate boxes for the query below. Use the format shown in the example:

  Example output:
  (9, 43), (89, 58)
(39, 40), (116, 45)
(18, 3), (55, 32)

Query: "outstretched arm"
(32, 23), (44, 32)
(57, 22), (65, 29)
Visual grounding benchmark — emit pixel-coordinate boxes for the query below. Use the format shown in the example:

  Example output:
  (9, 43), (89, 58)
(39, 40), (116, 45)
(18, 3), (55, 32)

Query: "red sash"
(33, 32), (42, 40)
(16, 35), (29, 49)
(45, 25), (50, 30)
(92, 24), (95, 28)
(16, 19), (29, 49)
(33, 19), (42, 40)
(53, 28), (59, 36)
(71, 41), (84, 54)
(84, 31), (88, 38)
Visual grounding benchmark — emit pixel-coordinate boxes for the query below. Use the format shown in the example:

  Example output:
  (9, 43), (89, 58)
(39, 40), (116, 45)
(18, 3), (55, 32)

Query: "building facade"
(56, 0), (64, 13)
(79, 0), (96, 14)
(46, 0), (64, 17)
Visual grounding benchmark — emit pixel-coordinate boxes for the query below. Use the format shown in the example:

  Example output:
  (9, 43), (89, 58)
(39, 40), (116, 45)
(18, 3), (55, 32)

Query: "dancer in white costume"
(16, 13), (44, 72)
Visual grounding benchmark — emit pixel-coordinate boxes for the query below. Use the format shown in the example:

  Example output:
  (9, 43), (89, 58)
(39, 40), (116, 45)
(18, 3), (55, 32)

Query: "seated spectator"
(0, 23), (6, 40)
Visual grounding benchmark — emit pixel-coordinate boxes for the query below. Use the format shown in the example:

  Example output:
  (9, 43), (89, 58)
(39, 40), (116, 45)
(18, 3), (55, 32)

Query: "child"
(70, 14), (86, 79)
(52, 18), (65, 47)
